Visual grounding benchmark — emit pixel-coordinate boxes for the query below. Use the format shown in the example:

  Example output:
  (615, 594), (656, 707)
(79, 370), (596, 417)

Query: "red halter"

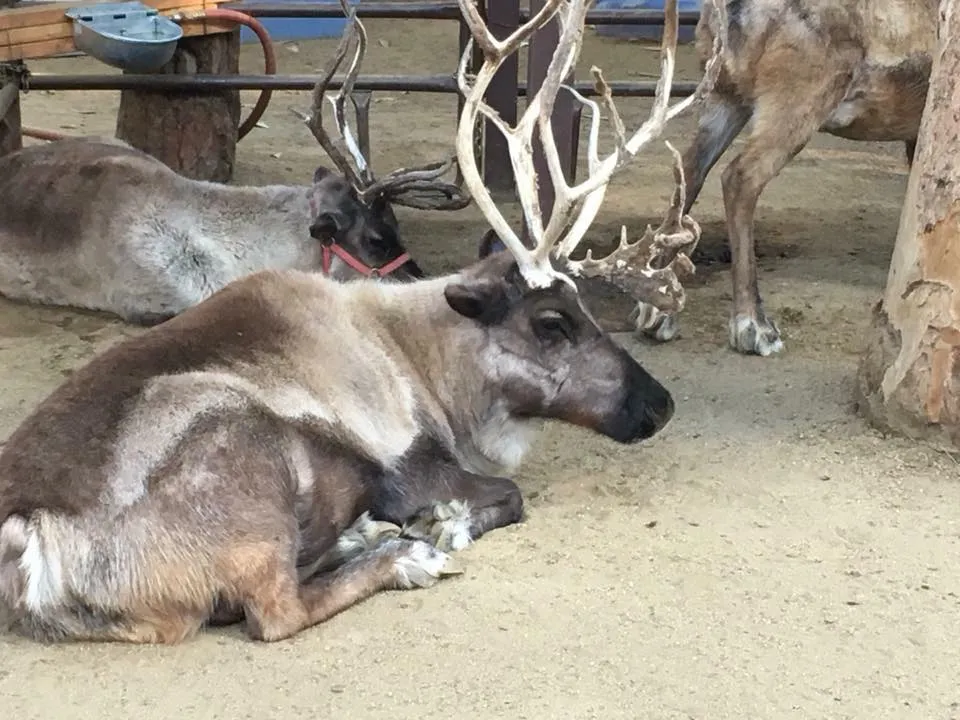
(308, 194), (411, 279)
(320, 241), (412, 279)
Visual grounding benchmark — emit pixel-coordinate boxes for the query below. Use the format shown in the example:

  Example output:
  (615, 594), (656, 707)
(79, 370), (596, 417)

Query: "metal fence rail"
(15, 0), (700, 197)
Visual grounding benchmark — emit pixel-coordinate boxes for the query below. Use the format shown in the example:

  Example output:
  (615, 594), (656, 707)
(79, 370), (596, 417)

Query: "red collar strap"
(321, 242), (411, 279)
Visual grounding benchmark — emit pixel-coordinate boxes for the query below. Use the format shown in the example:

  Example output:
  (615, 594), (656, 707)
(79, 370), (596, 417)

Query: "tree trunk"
(855, 0), (960, 450)
(0, 73), (21, 157)
(115, 30), (240, 183)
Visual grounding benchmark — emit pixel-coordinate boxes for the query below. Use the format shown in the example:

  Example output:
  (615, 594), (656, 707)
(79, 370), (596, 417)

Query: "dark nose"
(639, 386), (674, 437)
(607, 352), (676, 443)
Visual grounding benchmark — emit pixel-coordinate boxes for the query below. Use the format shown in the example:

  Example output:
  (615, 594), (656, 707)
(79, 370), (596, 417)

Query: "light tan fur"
(677, 0), (937, 356)
(0, 0), (686, 645)
(0, 252), (675, 643)
(0, 135), (423, 326)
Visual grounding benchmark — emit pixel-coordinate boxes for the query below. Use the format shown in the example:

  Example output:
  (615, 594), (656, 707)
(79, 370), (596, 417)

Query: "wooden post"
(115, 29), (241, 182)
(480, 0), (519, 198)
(855, 0), (960, 450)
(0, 65), (22, 157)
(524, 0), (579, 244)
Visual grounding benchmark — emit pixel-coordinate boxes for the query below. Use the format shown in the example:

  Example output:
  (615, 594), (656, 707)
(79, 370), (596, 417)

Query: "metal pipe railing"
(23, 72), (699, 97)
(223, 2), (700, 25)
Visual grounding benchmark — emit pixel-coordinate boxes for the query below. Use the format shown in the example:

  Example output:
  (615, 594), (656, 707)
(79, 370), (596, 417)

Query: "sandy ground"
(1, 18), (959, 720)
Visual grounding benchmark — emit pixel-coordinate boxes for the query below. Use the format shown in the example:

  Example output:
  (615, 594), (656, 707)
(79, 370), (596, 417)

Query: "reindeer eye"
(533, 310), (573, 342)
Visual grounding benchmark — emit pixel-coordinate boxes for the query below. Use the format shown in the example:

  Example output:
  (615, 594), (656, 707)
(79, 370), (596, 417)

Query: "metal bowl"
(65, 2), (184, 73)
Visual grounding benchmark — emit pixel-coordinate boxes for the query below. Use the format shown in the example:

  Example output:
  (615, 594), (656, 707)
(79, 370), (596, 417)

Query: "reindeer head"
(441, 0), (725, 445)
(294, 0), (471, 281)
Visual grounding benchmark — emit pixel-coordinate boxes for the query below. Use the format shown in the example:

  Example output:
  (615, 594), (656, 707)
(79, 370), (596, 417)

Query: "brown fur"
(0, 251), (675, 643)
(679, 0), (938, 356)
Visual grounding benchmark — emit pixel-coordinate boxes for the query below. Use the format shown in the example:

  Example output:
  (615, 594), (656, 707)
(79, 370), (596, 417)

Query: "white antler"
(294, 0), (470, 211)
(455, 0), (727, 306)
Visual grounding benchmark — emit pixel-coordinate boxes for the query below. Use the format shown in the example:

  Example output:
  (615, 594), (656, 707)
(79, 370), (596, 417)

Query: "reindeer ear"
(478, 229), (507, 259)
(368, 191), (388, 213)
(310, 210), (348, 240)
(313, 166), (334, 184)
(444, 278), (510, 324)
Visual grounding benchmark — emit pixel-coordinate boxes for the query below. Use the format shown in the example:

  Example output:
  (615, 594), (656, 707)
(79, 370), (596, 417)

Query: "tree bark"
(855, 0), (960, 450)
(115, 30), (240, 183)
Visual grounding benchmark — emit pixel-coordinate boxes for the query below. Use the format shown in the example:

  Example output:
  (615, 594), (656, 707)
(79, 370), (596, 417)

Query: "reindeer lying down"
(0, 16), (466, 326)
(0, 0), (716, 644)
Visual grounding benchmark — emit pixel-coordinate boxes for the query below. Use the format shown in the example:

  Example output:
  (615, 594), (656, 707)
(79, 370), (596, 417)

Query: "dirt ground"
(1, 18), (959, 720)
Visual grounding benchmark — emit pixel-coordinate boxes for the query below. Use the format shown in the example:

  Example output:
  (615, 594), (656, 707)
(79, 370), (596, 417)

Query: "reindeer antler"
(566, 142), (700, 314)
(295, 0), (471, 211)
(456, 0), (727, 310)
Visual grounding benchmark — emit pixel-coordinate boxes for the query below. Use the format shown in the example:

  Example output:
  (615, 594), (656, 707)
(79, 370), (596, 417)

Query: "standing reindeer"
(673, 0), (937, 356)
(0, 0), (720, 644)
(0, 8), (468, 326)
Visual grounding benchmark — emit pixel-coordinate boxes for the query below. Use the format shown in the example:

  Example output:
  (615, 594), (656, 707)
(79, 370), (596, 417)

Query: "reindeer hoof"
(329, 512), (402, 564)
(401, 500), (474, 552)
(728, 313), (784, 356)
(388, 539), (464, 589)
(633, 303), (680, 342)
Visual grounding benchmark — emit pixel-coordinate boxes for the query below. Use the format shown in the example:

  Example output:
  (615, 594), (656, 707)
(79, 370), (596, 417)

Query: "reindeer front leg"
(369, 438), (525, 553)
(720, 50), (854, 356)
(395, 476), (524, 552)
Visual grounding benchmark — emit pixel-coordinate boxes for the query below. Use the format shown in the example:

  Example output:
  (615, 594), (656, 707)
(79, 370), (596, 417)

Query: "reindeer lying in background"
(0, 9), (467, 326)
(672, 0), (937, 356)
(0, 0), (720, 644)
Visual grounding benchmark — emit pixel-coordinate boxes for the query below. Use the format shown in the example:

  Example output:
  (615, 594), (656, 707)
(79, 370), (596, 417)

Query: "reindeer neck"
(192, 182), (311, 222)
(186, 182), (315, 265)
(363, 273), (473, 368)
(353, 274), (528, 475)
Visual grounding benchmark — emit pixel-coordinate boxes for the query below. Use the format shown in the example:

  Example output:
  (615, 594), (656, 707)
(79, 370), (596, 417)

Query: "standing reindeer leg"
(679, 91), (751, 267)
(721, 44), (857, 356)
(680, 90), (751, 217)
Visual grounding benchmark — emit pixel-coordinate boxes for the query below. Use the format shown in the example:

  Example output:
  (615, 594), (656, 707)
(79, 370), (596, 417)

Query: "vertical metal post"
(524, 0), (579, 244)
(0, 63), (23, 157)
(479, 0), (519, 198)
(349, 90), (372, 167)
(456, 11), (481, 187)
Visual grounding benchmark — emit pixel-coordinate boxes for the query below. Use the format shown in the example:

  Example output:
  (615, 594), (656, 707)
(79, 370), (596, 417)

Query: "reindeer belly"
(0, 238), (114, 312)
(821, 57), (930, 142)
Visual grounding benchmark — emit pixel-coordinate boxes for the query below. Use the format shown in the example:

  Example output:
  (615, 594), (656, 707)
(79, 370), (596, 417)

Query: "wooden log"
(855, 0), (960, 450)
(0, 71), (21, 156)
(115, 28), (241, 183)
